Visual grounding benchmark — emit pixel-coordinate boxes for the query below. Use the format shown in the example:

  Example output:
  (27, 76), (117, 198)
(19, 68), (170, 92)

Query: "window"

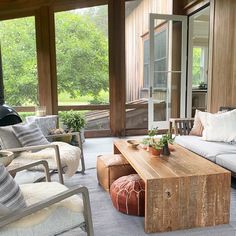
(143, 29), (167, 89)
(192, 46), (208, 88)
(0, 17), (38, 107)
(55, 5), (109, 132)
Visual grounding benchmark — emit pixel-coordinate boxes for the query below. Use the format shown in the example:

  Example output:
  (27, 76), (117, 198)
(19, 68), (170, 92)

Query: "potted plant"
(141, 127), (163, 156)
(149, 140), (163, 156)
(159, 133), (175, 156)
(60, 110), (86, 143)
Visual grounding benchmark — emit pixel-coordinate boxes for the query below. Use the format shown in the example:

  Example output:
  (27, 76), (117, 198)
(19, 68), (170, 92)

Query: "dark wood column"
(35, 6), (58, 115)
(108, 0), (126, 136)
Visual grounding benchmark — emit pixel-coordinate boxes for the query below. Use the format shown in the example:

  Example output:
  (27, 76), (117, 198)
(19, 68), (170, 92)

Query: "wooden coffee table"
(113, 140), (231, 233)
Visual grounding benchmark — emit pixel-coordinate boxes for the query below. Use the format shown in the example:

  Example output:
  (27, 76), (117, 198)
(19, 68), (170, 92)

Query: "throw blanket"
(9, 182), (83, 228)
(10, 142), (81, 177)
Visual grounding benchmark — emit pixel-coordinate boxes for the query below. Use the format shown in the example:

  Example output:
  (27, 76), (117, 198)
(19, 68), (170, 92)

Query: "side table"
(46, 132), (85, 174)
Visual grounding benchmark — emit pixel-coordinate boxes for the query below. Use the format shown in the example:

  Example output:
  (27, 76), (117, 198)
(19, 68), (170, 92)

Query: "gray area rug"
(14, 137), (236, 235)
(57, 168), (236, 236)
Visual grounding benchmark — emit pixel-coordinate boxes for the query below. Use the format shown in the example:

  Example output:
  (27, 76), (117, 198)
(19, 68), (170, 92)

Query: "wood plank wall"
(125, 0), (172, 102)
(208, 0), (236, 112)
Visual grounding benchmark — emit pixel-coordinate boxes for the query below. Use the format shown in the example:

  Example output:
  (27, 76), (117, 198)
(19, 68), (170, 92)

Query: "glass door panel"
(148, 14), (187, 130)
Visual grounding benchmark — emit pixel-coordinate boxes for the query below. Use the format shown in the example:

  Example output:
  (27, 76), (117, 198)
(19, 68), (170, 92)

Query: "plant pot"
(149, 147), (162, 156)
(54, 134), (72, 143)
(162, 143), (170, 156)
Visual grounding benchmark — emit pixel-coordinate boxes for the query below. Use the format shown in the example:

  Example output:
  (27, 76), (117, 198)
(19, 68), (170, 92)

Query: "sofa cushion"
(216, 154), (236, 173)
(202, 109), (236, 142)
(189, 110), (208, 136)
(175, 135), (236, 162)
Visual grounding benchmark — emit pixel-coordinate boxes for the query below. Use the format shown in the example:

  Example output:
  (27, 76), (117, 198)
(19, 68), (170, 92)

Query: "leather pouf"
(110, 174), (145, 216)
(97, 154), (136, 192)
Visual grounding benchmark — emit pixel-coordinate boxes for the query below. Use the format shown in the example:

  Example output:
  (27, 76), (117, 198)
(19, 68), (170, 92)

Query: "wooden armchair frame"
(169, 118), (194, 136)
(0, 160), (94, 236)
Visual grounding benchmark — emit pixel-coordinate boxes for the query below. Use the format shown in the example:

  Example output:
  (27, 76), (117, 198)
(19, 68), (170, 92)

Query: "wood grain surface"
(114, 139), (231, 233)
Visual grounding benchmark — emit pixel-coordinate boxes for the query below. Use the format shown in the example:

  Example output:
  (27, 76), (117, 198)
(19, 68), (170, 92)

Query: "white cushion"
(202, 109), (236, 142)
(11, 142), (81, 177)
(216, 154), (236, 173)
(175, 135), (236, 162)
(0, 182), (85, 236)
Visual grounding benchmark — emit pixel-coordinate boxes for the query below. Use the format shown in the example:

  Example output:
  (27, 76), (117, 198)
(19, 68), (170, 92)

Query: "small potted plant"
(60, 110), (86, 143)
(141, 127), (163, 155)
(159, 133), (175, 156)
(149, 140), (163, 156)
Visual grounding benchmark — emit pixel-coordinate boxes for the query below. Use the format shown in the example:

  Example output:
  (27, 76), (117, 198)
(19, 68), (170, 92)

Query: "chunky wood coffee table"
(113, 140), (231, 233)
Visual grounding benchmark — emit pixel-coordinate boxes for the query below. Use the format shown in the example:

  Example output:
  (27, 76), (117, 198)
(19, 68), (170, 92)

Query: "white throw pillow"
(189, 110), (210, 136)
(202, 109), (236, 142)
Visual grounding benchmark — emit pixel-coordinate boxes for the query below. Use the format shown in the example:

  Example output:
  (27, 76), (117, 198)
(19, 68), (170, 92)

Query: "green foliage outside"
(55, 10), (108, 104)
(0, 17), (38, 106)
(192, 47), (202, 87)
(0, 6), (109, 106)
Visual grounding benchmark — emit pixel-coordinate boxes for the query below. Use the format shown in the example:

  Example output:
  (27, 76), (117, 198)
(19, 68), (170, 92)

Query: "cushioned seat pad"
(216, 154), (236, 173)
(0, 182), (85, 236)
(175, 135), (236, 162)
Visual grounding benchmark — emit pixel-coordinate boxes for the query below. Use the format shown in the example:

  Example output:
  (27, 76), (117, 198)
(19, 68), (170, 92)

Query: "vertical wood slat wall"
(208, 0), (236, 112)
(0, 0), (125, 136)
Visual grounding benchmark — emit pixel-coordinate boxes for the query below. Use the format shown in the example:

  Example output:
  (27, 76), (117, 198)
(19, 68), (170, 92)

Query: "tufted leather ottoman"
(96, 154), (136, 192)
(110, 174), (145, 216)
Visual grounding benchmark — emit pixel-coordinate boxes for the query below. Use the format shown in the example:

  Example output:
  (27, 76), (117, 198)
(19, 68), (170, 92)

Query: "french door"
(148, 14), (187, 130)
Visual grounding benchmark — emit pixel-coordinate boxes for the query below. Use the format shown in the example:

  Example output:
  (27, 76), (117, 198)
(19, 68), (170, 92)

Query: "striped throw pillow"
(12, 122), (50, 147)
(0, 164), (26, 215)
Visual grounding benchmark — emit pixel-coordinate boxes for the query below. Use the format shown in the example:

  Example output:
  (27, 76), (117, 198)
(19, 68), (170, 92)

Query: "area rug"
(59, 168), (236, 236)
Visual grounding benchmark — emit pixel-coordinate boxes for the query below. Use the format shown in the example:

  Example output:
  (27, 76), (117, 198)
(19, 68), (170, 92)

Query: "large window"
(0, 17), (38, 107)
(143, 29), (167, 89)
(55, 7), (109, 106)
(55, 5), (109, 131)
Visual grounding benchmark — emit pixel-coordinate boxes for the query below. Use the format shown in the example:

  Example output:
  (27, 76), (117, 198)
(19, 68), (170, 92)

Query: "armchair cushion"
(0, 164), (26, 216)
(10, 142), (81, 177)
(12, 122), (49, 147)
(0, 126), (22, 149)
(0, 182), (85, 236)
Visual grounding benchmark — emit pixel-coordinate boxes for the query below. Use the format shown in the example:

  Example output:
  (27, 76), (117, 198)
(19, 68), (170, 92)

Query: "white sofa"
(175, 135), (236, 174)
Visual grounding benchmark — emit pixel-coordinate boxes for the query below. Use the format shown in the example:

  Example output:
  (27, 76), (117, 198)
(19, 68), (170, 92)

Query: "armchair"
(0, 123), (82, 184)
(0, 160), (94, 236)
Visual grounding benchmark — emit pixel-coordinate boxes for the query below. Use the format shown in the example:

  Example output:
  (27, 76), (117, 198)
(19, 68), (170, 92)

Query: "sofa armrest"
(8, 160), (51, 182)
(6, 144), (64, 184)
(0, 186), (94, 236)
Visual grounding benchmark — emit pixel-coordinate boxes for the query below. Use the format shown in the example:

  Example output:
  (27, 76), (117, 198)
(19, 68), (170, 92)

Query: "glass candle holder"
(35, 106), (46, 117)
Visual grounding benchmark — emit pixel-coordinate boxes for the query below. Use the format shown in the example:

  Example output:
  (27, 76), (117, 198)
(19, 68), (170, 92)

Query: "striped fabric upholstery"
(0, 164), (26, 215)
(12, 122), (49, 147)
